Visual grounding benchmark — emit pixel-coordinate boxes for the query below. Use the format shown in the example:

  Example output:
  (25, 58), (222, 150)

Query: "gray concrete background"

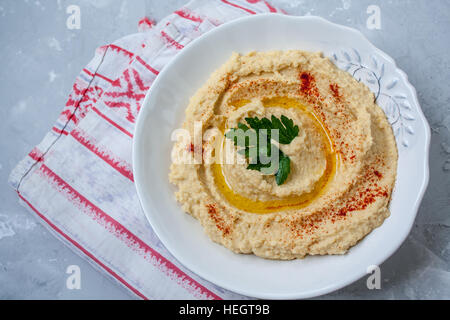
(0, 0), (449, 299)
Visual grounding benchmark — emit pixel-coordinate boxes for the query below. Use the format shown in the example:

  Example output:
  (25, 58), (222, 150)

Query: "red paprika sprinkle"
(206, 204), (230, 236)
(299, 72), (315, 95)
(329, 83), (342, 101)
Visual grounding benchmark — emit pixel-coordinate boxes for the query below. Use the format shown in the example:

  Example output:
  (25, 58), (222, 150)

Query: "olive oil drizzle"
(213, 97), (338, 214)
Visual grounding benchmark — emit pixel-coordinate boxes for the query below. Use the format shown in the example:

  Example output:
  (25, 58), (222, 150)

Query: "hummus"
(169, 51), (398, 260)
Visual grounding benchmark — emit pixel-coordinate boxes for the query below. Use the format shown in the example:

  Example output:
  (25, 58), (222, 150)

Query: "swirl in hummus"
(169, 51), (398, 260)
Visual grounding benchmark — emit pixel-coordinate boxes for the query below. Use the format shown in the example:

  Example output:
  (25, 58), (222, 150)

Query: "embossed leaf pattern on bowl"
(331, 49), (416, 147)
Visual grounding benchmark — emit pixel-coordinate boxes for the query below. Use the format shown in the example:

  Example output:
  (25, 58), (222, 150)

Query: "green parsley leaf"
(275, 153), (291, 186)
(225, 115), (299, 185)
(243, 115), (299, 145)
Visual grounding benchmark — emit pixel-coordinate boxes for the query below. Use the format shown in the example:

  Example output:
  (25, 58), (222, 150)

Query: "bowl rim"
(132, 13), (431, 299)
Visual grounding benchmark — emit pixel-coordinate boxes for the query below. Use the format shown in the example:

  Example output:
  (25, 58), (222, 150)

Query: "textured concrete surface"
(0, 0), (449, 299)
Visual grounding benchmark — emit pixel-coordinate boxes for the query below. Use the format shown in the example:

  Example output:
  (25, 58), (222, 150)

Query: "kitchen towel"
(9, 0), (283, 299)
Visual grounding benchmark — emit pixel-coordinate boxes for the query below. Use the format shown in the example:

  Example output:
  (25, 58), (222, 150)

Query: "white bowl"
(133, 14), (430, 299)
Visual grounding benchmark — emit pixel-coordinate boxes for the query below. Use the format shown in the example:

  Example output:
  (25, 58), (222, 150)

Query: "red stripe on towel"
(18, 192), (149, 300)
(70, 128), (134, 181)
(52, 127), (69, 136)
(83, 68), (119, 86)
(109, 44), (135, 59)
(136, 56), (160, 76)
(221, 0), (256, 14)
(38, 164), (221, 300)
(91, 106), (133, 138)
(175, 8), (204, 22)
(29, 147), (44, 162)
(263, 0), (277, 12)
(160, 31), (184, 50)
